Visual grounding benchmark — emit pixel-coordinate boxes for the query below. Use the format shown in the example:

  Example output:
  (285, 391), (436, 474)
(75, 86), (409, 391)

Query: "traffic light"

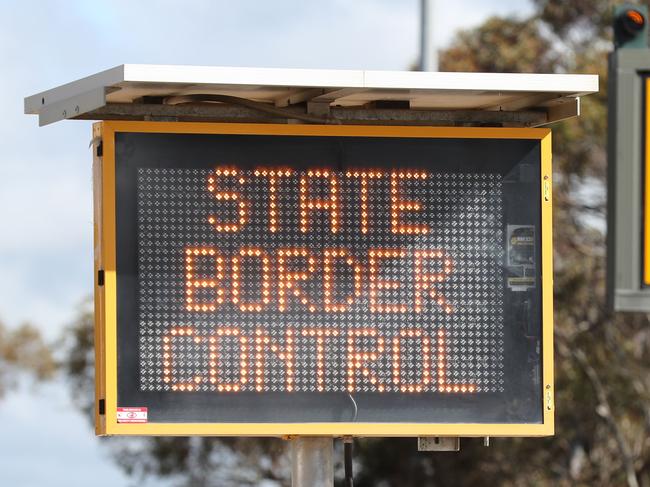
(614, 5), (648, 49)
(608, 6), (650, 311)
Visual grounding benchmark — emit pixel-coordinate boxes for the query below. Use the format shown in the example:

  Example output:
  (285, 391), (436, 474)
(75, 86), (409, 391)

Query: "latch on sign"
(543, 176), (551, 201)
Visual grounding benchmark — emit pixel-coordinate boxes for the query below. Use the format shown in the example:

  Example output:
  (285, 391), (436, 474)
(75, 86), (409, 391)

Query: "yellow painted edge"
(101, 122), (118, 434)
(97, 121), (553, 437)
(102, 120), (550, 140)
(540, 131), (554, 435)
(643, 77), (650, 286)
(103, 422), (551, 437)
(92, 122), (105, 435)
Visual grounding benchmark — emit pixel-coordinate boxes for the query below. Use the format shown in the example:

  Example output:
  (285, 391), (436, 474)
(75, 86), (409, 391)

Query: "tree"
(61, 303), (290, 487)
(355, 2), (650, 487)
(0, 319), (56, 398)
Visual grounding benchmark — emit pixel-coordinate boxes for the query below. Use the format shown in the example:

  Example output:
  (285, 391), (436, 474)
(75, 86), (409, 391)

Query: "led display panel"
(94, 122), (554, 436)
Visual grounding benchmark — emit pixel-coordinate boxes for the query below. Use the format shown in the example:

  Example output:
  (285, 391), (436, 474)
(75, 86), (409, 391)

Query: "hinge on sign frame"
(96, 140), (103, 157)
(98, 269), (105, 287)
(98, 399), (105, 415)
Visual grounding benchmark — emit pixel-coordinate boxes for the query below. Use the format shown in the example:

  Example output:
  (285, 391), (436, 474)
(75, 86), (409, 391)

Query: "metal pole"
(291, 437), (334, 487)
(420, 0), (438, 71)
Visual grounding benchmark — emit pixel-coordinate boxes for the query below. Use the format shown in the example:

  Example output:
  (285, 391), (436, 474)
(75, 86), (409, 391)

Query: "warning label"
(117, 407), (148, 423)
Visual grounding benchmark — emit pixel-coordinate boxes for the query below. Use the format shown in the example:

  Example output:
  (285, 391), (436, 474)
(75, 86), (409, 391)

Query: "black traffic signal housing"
(614, 5), (648, 49)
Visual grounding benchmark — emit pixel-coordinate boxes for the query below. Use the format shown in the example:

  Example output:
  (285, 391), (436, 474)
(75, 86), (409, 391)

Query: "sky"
(0, 0), (534, 485)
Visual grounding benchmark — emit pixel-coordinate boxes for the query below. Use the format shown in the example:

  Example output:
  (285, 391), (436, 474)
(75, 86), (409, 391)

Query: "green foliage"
(354, 6), (650, 487)
(0, 320), (56, 397)
(61, 302), (95, 417)
(60, 302), (289, 487)
(533, 0), (613, 37)
(440, 16), (558, 73)
(532, 0), (644, 40)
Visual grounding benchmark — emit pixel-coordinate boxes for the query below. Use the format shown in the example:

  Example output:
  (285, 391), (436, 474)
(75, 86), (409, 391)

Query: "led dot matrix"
(137, 166), (505, 394)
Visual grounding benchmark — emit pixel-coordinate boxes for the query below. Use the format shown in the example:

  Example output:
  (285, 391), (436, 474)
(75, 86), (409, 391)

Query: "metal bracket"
(546, 97), (580, 124)
(38, 87), (107, 126)
(306, 100), (331, 116)
(274, 88), (325, 107)
(417, 437), (460, 451)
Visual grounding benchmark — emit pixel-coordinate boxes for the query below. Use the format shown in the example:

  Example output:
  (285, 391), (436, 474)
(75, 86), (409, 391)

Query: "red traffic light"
(626, 9), (645, 25)
(621, 9), (646, 34)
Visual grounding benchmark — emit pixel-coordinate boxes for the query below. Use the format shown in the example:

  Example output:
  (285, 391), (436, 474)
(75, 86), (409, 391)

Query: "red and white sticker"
(117, 407), (148, 423)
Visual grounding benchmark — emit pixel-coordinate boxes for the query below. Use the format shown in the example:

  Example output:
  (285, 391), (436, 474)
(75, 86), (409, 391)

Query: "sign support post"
(291, 437), (334, 487)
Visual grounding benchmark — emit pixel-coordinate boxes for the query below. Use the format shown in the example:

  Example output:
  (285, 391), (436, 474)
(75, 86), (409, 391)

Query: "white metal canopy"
(24, 64), (599, 127)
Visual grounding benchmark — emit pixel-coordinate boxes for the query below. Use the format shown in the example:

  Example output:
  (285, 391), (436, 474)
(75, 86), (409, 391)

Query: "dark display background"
(115, 131), (543, 424)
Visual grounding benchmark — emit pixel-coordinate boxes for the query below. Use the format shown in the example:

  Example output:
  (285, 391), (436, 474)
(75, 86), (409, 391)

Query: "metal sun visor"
(25, 64), (599, 127)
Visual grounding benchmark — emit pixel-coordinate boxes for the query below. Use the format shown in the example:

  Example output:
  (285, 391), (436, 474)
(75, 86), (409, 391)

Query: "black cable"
(344, 439), (354, 487)
(347, 393), (358, 421)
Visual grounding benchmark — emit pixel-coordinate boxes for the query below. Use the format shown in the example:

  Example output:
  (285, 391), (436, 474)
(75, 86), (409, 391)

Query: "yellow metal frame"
(644, 77), (650, 286)
(94, 121), (554, 437)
